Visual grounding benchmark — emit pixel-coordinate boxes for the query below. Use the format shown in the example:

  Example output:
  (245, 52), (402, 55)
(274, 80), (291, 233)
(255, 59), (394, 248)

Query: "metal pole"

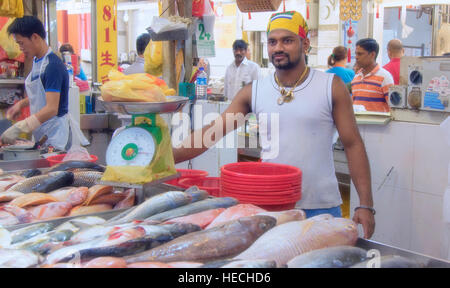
(47, 0), (58, 54)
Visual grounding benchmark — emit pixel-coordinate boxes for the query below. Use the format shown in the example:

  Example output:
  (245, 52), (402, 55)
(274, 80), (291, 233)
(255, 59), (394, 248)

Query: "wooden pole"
(162, 0), (176, 90)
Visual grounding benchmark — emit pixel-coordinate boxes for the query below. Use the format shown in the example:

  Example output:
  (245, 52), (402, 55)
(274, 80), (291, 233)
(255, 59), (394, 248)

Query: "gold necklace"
(275, 67), (309, 105)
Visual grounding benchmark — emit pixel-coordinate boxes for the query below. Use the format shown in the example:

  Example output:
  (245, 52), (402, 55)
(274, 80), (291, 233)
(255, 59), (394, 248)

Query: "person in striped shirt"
(351, 38), (394, 112)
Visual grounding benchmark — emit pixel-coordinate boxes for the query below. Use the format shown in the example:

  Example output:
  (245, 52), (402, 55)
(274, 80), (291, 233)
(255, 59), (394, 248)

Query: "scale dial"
(106, 127), (156, 166)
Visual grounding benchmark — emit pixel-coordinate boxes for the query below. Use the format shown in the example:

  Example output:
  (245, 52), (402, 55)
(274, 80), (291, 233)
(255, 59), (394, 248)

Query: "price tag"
(196, 16), (215, 58)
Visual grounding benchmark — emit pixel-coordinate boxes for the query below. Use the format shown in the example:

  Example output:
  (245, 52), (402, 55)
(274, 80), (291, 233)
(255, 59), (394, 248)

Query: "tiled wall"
(350, 121), (450, 260)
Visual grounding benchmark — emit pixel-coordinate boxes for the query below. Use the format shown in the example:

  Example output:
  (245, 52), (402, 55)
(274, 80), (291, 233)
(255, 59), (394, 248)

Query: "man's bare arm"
(332, 75), (375, 239)
(173, 84), (252, 163)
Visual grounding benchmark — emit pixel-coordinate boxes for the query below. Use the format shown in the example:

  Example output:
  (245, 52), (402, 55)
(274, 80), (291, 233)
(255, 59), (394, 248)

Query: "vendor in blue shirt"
(1, 16), (87, 150)
(326, 46), (355, 85)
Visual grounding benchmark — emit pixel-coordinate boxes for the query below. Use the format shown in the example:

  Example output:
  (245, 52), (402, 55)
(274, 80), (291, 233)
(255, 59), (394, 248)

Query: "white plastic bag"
(63, 145), (91, 162)
(150, 17), (187, 34)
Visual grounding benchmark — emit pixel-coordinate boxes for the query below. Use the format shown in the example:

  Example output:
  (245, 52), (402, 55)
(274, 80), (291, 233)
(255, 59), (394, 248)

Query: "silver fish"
(350, 255), (423, 268)
(147, 197), (239, 222)
(11, 222), (55, 244)
(0, 248), (41, 268)
(287, 246), (368, 268)
(106, 191), (192, 225)
(125, 215), (276, 264)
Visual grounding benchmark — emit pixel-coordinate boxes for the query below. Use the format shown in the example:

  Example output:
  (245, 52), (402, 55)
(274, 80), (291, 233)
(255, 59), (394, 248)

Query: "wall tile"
(363, 122), (415, 191)
(411, 191), (446, 259)
(350, 183), (412, 249)
(413, 123), (450, 196)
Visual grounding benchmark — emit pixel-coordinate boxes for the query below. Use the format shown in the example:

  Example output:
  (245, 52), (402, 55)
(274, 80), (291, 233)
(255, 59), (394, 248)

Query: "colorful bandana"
(267, 11), (309, 39)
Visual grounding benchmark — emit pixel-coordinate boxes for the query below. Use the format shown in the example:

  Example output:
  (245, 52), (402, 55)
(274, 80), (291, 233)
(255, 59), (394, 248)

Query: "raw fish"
(205, 204), (266, 229)
(125, 215), (276, 263)
(163, 208), (226, 229)
(235, 215), (359, 266)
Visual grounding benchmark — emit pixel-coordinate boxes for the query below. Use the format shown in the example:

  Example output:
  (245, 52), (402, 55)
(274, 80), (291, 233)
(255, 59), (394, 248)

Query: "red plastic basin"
(165, 169), (209, 187)
(47, 154), (98, 166)
(220, 180), (301, 193)
(221, 190), (301, 203)
(221, 162), (302, 180)
(178, 177), (220, 197)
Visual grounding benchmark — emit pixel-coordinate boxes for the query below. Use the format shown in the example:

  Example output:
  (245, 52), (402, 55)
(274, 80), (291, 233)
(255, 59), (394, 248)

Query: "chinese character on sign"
(100, 51), (115, 67)
(101, 75), (109, 84)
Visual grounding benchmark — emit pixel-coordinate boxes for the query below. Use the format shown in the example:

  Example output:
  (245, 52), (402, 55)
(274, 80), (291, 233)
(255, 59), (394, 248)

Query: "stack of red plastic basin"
(220, 162), (302, 211)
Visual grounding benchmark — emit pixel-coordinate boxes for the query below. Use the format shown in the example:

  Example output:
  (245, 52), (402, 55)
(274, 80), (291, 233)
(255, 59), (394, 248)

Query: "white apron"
(26, 48), (88, 151)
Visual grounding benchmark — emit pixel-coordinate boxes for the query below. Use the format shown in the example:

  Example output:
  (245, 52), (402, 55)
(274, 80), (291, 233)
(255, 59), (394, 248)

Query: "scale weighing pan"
(99, 96), (189, 114)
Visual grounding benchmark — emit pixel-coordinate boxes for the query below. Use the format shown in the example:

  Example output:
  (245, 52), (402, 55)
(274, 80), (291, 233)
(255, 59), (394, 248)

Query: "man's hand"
(352, 208), (375, 239)
(6, 102), (23, 121)
(0, 115), (41, 145)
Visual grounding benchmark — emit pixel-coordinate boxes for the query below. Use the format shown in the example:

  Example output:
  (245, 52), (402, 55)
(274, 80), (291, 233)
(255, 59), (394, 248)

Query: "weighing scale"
(98, 96), (189, 190)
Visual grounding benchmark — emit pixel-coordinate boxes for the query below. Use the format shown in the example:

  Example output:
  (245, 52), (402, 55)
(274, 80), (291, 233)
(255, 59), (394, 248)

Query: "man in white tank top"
(174, 11), (375, 239)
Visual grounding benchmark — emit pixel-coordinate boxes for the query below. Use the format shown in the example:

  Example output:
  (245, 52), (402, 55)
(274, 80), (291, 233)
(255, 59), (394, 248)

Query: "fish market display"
(125, 215), (277, 264)
(0, 179), (437, 268)
(0, 166), (136, 225)
(45, 222), (201, 264)
(287, 246), (368, 268)
(235, 215), (359, 266)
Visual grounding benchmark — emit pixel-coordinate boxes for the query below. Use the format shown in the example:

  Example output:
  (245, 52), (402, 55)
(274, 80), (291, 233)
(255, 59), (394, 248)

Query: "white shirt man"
(224, 40), (260, 101)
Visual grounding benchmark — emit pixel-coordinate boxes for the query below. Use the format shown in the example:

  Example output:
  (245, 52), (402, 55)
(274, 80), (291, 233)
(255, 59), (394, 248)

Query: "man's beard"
(271, 52), (301, 70)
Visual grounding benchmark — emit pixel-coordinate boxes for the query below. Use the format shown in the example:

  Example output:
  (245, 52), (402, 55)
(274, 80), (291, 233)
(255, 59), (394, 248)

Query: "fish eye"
(259, 223), (267, 230)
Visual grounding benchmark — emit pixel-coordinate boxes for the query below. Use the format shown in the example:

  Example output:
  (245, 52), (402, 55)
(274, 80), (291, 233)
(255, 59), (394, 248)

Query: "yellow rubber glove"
(1, 115), (41, 145)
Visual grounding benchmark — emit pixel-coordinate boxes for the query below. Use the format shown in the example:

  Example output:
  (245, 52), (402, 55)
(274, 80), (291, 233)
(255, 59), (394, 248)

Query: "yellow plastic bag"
(144, 40), (163, 77)
(101, 115), (177, 184)
(101, 70), (175, 102)
(0, 17), (24, 61)
(0, 1), (23, 18)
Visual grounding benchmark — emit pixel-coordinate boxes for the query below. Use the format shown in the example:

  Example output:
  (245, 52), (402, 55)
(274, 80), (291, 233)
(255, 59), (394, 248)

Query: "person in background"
(124, 33), (151, 75)
(2, 16), (88, 150)
(59, 43), (87, 81)
(326, 46), (355, 85)
(383, 39), (404, 85)
(224, 40), (259, 101)
(351, 38), (394, 112)
(174, 11), (375, 239)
